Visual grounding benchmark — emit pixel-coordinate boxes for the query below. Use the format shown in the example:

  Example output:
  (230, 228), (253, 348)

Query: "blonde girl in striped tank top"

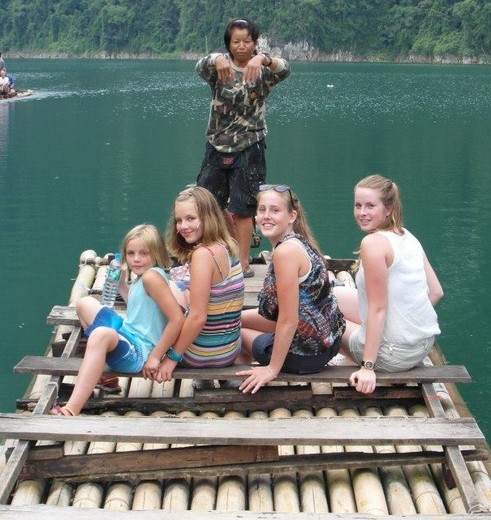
(155, 187), (245, 383)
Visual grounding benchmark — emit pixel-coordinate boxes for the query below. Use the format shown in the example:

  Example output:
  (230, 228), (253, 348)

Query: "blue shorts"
(252, 333), (340, 374)
(348, 329), (435, 372)
(84, 306), (145, 373)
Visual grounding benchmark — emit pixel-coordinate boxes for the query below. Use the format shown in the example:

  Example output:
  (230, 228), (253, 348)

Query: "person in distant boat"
(333, 174), (444, 394)
(236, 184), (346, 394)
(49, 224), (186, 416)
(0, 53), (5, 72)
(0, 70), (10, 96)
(195, 18), (291, 279)
(154, 186), (244, 383)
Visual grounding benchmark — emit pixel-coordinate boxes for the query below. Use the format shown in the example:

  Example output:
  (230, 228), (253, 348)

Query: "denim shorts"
(252, 332), (339, 374)
(84, 306), (145, 373)
(348, 329), (435, 372)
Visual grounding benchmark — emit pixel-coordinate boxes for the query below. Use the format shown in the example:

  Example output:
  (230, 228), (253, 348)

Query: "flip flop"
(243, 267), (255, 278)
(49, 405), (76, 417)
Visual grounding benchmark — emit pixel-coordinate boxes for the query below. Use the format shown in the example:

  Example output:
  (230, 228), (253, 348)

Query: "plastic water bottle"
(100, 253), (122, 308)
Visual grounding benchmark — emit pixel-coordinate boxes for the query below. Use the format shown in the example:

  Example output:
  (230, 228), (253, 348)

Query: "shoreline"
(5, 49), (489, 65)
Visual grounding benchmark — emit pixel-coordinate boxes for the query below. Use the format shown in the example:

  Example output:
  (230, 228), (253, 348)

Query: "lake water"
(1, 59), (490, 439)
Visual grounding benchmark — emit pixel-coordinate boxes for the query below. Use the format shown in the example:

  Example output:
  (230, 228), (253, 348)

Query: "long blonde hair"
(355, 174), (404, 234)
(167, 187), (239, 264)
(121, 224), (170, 273)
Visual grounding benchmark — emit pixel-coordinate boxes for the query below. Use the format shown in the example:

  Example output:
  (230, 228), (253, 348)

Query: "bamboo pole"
(72, 482), (104, 509)
(72, 411), (118, 509)
(190, 411), (219, 511)
(161, 405), (194, 511)
(45, 481), (73, 507)
(433, 382), (491, 508)
(364, 406), (416, 515)
(45, 439), (88, 506)
(131, 410), (171, 511)
(408, 403), (465, 514)
(386, 405), (447, 514)
(132, 481), (162, 511)
(68, 250), (98, 305)
(340, 408), (388, 515)
(9, 480), (44, 506)
(247, 410), (274, 512)
(104, 482), (132, 511)
(293, 408), (328, 513)
(91, 253), (112, 294)
(29, 250), (98, 407)
(316, 406), (357, 514)
(103, 410), (146, 511)
(269, 407), (300, 513)
(216, 411), (246, 512)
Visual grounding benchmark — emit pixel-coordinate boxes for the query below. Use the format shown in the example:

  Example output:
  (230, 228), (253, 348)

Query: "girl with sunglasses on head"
(237, 185), (346, 394)
(333, 175), (443, 394)
(195, 18), (290, 278)
(155, 187), (245, 383)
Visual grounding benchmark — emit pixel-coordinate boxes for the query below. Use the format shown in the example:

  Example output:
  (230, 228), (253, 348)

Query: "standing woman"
(155, 187), (244, 382)
(238, 185), (346, 394)
(195, 18), (291, 278)
(334, 174), (444, 394)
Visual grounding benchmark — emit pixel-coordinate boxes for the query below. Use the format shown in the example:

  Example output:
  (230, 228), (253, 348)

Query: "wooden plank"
(19, 444), (279, 480)
(193, 385), (312, 403)
(46, 305), (83, 325)
(0, 327), (83, 505)
(16, 387), (425, 415)
(422, 382), (487, 513)
(0, 414), (485, 446)
(0, 504), (487, 519)
(13, 356), (472, 384)
(18, 448), (487, 483)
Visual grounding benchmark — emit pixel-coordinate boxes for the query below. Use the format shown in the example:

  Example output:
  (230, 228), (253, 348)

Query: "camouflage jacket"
(196, 53), (291, 152)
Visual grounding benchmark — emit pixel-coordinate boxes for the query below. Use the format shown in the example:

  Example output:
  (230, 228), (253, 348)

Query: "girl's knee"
(87, 327), (119, 351)
(76, 296), (102, 327)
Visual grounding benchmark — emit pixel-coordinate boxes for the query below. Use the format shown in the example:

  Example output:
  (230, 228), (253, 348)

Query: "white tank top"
(355, 229), (440, 345)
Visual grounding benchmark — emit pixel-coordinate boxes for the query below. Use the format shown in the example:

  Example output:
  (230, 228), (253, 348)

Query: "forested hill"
(1, 0), (489, 63)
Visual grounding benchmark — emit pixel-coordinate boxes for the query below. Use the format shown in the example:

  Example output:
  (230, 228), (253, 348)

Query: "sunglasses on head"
(259, 184), (295, 207)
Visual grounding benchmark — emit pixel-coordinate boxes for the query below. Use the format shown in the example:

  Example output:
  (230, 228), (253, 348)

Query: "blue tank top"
(119, 267), (170, 360)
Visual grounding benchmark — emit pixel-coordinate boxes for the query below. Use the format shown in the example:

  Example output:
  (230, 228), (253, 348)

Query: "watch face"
(363, 360), (374, 370)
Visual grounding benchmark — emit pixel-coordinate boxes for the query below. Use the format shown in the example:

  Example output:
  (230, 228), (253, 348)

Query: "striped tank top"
(183, 244), (244, 367)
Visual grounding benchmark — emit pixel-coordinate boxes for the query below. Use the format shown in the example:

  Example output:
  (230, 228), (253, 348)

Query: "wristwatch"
(261, 52), (273, 67)
(361, 360), (374, 370)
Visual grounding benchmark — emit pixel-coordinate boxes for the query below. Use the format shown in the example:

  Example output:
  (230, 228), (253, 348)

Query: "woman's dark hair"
(224, 19), (259, 54)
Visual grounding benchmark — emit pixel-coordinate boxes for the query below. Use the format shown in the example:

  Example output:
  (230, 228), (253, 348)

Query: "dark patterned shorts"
(196, 140), (266, 217)
(252, 333), (340, 374)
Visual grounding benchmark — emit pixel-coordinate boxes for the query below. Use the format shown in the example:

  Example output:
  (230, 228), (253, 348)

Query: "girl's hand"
(236, 365), (278, 394)
(142, 355), (160, 380)
(216, 55), (235, 84)
(349, 368), (377, 394)
(155, 356), (177, 383)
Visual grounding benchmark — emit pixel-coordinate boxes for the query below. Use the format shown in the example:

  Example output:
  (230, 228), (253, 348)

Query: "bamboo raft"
(1, 250), (490, 519)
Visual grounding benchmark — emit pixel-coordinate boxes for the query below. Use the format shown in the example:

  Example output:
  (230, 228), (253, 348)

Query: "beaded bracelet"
(166, 346), (184, 363)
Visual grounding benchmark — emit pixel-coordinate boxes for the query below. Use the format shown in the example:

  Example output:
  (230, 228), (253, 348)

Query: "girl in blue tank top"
(49, 224), (186, 416)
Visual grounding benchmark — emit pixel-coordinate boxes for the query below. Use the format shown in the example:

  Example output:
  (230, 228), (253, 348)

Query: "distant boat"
(1, 88), (33, 100)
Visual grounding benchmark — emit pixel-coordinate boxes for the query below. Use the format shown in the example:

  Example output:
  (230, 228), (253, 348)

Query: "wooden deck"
(1, 251), (490, 517)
